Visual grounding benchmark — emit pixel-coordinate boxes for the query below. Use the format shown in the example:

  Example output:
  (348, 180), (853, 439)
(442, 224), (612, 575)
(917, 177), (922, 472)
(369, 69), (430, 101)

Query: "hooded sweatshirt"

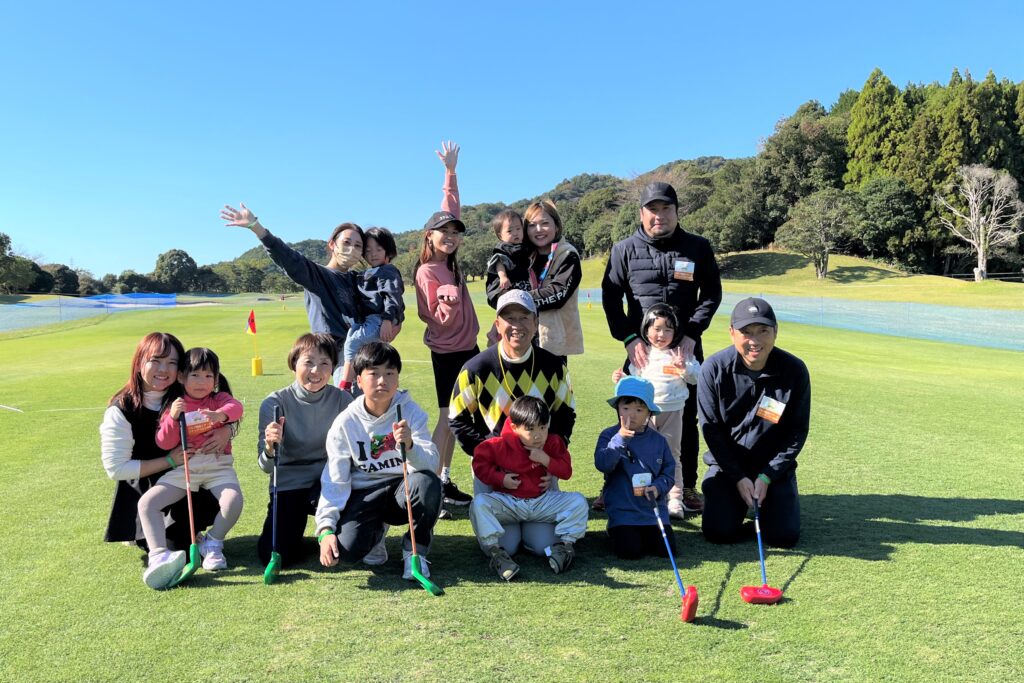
(315, 390), (438, 532)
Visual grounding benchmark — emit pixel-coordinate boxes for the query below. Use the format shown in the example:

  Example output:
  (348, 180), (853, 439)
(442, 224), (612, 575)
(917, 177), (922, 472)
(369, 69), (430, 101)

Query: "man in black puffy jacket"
(601, 182), (722, 515)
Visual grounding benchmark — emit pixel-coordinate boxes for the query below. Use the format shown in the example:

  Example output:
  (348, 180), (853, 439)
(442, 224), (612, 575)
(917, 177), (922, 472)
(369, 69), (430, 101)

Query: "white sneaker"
(362, 525), (390, 566)
(667, 497), (686, 519)
(402, 549), (430, 580)
(198, 533), (227, 570)
(143, 549), (186, 589)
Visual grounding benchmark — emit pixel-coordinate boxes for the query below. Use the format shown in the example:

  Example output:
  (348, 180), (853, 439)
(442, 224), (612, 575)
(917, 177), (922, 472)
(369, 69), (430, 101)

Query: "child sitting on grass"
(469, 395), (589, 581)
(315, 341), (442, 581)
(594, 376), (677, 560)
(140, 348), (244, 588)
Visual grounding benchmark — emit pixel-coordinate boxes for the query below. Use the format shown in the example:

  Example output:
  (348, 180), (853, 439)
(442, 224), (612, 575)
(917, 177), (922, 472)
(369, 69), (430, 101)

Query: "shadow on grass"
(719, 252), (809, 280)
(0, 295), (32, 304)
(800, 494), (1024, 561)
(827, 265), (909, 283)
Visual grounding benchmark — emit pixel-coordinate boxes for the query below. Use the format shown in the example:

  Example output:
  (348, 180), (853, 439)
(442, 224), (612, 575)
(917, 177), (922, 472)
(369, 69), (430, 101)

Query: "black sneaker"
(443, 479), (472, 506)
(546, 542), (575, 574)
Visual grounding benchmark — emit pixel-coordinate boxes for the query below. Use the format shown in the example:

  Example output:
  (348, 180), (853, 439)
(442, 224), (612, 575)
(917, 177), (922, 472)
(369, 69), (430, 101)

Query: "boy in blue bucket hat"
(594, 377), (678, 559)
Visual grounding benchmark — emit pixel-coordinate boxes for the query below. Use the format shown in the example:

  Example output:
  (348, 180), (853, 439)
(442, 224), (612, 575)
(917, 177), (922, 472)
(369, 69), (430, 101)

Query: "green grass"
(572, 251), (1024, 309)
(1, 296), (1022, 682)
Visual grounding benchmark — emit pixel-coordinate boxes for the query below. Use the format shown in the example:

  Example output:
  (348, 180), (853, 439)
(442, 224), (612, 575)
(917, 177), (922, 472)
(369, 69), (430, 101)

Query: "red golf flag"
(245, 309), (257, 335)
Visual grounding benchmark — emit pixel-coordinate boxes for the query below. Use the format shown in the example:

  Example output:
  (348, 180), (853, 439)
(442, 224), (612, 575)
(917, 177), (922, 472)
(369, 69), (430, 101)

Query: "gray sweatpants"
(469, 489), (589, 553)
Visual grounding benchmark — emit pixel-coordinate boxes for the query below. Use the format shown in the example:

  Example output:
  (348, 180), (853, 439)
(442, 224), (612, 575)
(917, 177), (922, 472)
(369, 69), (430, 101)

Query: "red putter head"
(681, 585), (699, 622)
(740, 583), (783, 605)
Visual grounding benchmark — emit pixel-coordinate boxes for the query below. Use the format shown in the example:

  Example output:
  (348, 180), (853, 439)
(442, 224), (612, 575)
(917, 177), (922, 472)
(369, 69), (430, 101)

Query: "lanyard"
(537, 242), (558, 283)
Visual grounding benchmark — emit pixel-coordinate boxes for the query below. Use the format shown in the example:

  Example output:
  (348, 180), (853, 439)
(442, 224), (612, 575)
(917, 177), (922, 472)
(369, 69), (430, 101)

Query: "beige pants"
(158, 453), (239, 492)
(651, 409), (684, 497)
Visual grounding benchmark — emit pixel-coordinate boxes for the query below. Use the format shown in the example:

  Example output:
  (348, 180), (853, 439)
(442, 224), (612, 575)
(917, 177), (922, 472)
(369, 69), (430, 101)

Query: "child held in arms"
(469, 395), (588, 581)
(594, 376), (677, 559)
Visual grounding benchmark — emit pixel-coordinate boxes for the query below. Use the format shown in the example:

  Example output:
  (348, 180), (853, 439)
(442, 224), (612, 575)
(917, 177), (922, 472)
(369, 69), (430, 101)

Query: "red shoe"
(681, 488), (704, 514)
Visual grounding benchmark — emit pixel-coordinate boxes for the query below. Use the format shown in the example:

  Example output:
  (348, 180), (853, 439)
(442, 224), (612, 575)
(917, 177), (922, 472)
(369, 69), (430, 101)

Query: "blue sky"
(3, 1), (1023, 277)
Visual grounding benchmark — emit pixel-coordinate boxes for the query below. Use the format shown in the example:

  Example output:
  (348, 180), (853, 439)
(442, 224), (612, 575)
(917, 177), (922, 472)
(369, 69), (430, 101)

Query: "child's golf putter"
(167, 413), (200, 588)
(263, 405), (282, 585)
(648, 492), (698, 622)
(740, 496), (783, 605)
(395, 404), (444, 596)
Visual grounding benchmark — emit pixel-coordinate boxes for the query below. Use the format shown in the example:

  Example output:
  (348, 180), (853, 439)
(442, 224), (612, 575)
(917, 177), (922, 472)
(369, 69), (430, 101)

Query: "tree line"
(3, 67), (1023, 295)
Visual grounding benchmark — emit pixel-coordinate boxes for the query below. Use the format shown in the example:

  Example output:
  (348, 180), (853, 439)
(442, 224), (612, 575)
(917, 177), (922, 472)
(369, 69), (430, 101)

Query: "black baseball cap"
(731, 297), (777, 329)
(424, 211), (466, 233)
(640, 182), (678, 208)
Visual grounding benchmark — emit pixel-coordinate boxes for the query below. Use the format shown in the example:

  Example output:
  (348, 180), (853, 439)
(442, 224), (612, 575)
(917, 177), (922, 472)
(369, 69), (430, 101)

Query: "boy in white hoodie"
(315, 341), (442, 581)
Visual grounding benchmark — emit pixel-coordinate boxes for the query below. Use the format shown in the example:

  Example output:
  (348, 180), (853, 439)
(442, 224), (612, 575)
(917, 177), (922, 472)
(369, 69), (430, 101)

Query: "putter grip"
(272, 405), (281, 457)
(395, 404), (405, 459)
(177, 413), (188, 452)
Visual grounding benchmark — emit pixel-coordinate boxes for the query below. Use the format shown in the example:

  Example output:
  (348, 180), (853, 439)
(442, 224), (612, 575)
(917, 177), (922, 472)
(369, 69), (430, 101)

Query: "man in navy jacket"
(698, 298), (810, 547)
(602, 182), (722, 515)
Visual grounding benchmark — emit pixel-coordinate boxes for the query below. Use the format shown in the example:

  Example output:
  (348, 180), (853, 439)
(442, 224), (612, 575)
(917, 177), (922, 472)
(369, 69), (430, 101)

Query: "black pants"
(257, 484), (320, 567)
(608, 524), (677, 559)
(335, 471), (442, 562)
(701, 469), (800, 547)
(679, 385), (699, 488)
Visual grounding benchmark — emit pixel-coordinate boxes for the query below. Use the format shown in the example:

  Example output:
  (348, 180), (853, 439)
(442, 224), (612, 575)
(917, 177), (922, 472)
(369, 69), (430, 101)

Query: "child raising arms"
(139, 348), (244, 588)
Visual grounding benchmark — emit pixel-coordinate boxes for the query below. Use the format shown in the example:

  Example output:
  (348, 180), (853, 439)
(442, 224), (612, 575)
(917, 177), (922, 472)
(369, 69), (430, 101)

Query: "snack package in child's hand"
(185, 410), (214, 438)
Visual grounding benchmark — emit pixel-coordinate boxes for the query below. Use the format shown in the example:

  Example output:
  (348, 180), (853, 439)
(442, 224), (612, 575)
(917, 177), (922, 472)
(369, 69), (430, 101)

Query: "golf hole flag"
(246, 310), (263, 376)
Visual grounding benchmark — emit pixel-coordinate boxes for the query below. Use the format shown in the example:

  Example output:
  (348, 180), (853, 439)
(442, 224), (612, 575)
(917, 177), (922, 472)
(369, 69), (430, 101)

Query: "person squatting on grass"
(449, 289), (576, 555)
(257, 333), (353, 567)
(469, 396), (588, 581)
(140, 347), (244, 588)
(413, 140), (480, 511)
(100, 332), (219, 577)
(315, 342), (443, 581)
(611, 303), (699, 519)
(221, 202), (370, 386)
(698, 297), (810, 548)
(594, 377), (678, 559)
(601, 181), (723, 515)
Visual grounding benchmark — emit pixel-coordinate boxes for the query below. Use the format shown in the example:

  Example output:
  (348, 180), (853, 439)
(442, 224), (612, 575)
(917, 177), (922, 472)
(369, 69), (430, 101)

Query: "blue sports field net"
(0, 293), (176, 333)
(579, 290), (1024, 352)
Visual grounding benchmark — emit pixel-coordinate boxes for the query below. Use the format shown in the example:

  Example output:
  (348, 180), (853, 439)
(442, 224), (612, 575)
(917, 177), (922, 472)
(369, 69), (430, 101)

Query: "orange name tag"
(755, 396), (786, 424)
(185, 410), (214, 437)
(673, 259), (695, 281)
(662, 365), (684, 376)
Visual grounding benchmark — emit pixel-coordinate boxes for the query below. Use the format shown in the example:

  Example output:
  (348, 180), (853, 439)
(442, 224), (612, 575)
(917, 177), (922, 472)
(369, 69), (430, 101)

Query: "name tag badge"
(631, 472), (652, 496)
(662, 365), (683, 377)
(756, 396), (786, 424)
(673, 259), (695, 281)
(185, 410), (213, 437)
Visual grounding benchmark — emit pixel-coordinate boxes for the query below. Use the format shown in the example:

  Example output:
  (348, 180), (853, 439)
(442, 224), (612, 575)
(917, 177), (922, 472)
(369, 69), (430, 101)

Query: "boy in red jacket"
(469, 396), (589, 581)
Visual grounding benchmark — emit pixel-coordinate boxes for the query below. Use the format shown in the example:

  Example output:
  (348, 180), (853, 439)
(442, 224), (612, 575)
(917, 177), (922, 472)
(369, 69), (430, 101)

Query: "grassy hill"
(573, 251), (1023, 309)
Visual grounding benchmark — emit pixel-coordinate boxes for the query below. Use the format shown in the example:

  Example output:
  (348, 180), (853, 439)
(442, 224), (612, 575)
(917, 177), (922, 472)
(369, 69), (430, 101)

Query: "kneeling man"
(698, 298), (810, 547)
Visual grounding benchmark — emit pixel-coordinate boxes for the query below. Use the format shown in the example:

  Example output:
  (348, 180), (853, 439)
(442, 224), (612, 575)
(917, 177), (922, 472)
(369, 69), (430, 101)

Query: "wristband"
(317, 529), (336, 543)
(623, 333), (638, 347)
(166, 455), (177, 470)
(757, 473), (771, 486)
(246, 218), (259, 229)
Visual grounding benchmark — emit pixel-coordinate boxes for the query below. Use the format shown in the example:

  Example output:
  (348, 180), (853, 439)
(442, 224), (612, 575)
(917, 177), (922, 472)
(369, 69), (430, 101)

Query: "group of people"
(99, 143), (811, 589)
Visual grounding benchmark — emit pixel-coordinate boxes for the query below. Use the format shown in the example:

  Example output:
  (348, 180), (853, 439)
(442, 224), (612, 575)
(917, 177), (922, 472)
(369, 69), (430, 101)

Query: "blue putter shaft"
(754, 497), (768, 586)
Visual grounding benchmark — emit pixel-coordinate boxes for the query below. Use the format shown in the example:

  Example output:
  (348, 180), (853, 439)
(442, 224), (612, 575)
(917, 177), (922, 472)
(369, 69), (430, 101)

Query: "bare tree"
(936, 165), (1024, 281)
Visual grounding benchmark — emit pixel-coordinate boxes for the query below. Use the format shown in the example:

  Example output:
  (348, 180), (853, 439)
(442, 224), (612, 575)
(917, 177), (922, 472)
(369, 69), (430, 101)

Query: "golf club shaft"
(652, 499), (687, 598)
(177, 414), (197, 545)
(271, 405), (280, 551)
(395, 405), (418, 556)
(753, 497), (768, 586)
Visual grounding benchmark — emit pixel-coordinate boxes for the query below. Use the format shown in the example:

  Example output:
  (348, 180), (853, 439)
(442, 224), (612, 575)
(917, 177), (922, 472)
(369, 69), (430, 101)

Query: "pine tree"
(845, 69), (911, 187)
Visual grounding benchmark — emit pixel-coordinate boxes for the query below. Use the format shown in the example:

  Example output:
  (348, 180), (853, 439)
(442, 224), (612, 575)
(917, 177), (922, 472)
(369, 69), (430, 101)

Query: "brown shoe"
(681, 487), (704, 514)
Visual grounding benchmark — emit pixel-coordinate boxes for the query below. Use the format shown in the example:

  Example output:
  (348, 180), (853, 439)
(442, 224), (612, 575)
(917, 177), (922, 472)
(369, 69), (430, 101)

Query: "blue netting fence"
(0, 293), (176, 333)
(579, 290), (1024, 352)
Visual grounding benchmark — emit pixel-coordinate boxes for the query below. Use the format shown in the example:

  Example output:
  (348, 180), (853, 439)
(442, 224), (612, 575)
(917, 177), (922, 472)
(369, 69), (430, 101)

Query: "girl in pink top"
(414, 141), (481, 509)
(139, 347), (245, 586)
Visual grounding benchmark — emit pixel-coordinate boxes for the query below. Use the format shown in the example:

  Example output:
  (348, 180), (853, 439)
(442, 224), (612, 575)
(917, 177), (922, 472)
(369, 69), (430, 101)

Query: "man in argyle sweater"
(449, 290), (576, 468)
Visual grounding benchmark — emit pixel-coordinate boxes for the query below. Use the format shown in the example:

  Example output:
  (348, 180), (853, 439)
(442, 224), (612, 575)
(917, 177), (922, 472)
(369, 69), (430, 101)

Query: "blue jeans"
(342, 314), (383, 363)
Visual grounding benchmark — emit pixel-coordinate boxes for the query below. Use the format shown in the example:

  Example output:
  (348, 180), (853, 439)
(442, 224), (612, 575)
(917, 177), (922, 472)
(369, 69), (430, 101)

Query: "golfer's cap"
(639, 182), (678, 208)
(423, 210), (466, 233)
(607, 376), (661, 415)
(731, 297), (777, 330)
(496, 290), (537, 316)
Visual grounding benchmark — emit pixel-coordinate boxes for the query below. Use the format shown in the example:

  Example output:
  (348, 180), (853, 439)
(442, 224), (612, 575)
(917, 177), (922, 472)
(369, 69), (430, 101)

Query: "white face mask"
(333, 244), (361, 269)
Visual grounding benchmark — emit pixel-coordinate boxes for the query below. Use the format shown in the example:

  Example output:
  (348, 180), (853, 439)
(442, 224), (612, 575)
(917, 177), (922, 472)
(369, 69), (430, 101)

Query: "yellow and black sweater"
(448, 345), (576, 456)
